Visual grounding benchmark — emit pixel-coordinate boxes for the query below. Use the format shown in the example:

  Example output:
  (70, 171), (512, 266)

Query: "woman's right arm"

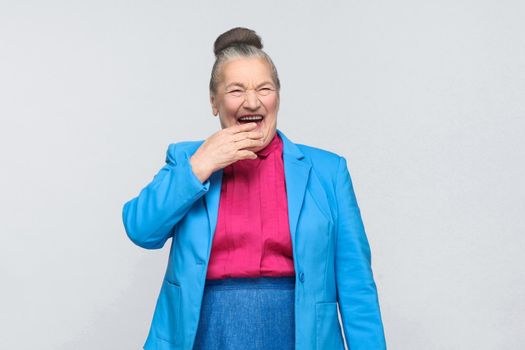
(122, 142), (210, 250)
(122, 123), (264, 250)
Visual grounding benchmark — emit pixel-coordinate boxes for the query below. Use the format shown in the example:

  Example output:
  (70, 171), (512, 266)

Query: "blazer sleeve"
(334, 156), (387, 349)
(122, 143), (210, 249)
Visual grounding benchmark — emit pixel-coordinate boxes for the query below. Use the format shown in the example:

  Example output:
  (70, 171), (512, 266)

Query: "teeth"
(239, 115), (263, 121)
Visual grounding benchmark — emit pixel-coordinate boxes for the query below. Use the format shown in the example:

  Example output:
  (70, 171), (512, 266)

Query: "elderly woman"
(122, 27), (386, 350)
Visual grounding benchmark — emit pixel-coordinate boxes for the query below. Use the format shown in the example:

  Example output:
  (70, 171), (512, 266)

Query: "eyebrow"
(225, 81), (274, 89)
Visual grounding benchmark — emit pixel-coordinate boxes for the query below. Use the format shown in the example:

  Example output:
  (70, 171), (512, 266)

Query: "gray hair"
(209, 28), (281, 95)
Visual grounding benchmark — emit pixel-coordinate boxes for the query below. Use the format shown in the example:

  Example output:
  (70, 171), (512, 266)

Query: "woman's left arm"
(334, 156), (387, 350)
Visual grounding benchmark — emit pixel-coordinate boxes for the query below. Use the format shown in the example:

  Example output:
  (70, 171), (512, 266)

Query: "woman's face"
(210, 57), (280, 153)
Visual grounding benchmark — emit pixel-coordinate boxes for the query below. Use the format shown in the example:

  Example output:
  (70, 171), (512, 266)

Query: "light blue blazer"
(122, 129), (386, 350)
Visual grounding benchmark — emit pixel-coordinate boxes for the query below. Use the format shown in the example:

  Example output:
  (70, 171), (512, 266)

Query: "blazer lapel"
(195, 128), (311, 254)
(182, 141), (224, 246)
(277, 129), (311, 248)
(204, 169), (223, 243)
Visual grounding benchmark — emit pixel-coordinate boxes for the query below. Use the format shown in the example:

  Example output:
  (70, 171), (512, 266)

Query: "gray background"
(1, 1), (524, 349)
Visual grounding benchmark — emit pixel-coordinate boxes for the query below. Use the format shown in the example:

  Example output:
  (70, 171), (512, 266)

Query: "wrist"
(190, 155), (211, 184)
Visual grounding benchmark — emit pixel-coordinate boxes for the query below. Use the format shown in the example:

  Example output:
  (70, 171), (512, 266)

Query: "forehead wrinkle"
(225, 80), (275, 89)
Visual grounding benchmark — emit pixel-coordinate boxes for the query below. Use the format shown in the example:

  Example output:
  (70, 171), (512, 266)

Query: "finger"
(226, 122), (258, 134)
(234, 138), (264, 150)
(231, 130), (264, 142)
(236, 150), (258, 160)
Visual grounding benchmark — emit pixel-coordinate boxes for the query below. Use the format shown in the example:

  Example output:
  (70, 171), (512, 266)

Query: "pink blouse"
(205, 133), (296, 280)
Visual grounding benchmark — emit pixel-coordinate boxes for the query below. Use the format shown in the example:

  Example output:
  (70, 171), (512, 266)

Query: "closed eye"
(258, 87), (274, 95)
(227, 89), (244, 97)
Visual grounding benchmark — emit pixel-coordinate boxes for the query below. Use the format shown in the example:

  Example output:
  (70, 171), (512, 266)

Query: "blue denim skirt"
(193, 276), (296, 350)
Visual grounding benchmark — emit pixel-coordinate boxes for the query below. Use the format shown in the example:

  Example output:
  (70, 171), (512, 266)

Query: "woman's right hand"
(189, 122), (264, 183)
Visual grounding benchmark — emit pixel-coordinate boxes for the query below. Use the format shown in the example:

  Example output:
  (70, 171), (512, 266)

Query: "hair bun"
(213, 27), (263, 56)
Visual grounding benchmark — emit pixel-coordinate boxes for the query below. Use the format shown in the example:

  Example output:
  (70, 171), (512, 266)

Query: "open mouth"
(237, 114), (264, 124)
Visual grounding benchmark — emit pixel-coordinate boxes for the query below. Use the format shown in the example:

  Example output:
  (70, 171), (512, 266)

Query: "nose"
(244, 89), (260, 110)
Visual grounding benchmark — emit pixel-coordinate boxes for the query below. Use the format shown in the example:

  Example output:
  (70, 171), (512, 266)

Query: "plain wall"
(1, 1), (524, 349)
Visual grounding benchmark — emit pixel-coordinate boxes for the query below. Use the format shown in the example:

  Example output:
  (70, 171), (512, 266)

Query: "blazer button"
(299, 272), (305, 283)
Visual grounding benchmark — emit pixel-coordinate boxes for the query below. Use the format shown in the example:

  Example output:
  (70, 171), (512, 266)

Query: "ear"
(210, 94), (218, 116)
